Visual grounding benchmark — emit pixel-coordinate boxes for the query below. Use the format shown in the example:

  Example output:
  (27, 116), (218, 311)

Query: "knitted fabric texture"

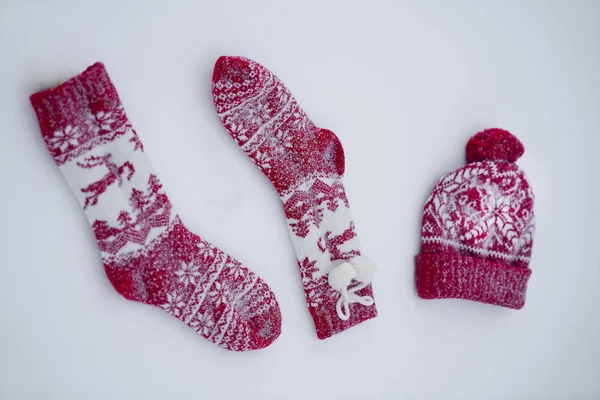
(416, 128), (535, 309)
(212, 56), (377, 339)
(30, 63), (281, 351)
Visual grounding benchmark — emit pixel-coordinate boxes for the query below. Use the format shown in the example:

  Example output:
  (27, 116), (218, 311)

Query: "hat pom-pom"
(466, 128), (524, 163)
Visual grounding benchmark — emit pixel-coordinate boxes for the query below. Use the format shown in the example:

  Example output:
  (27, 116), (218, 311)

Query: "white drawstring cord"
(328, 256), (377, 321)
(335, 282), (375, 320)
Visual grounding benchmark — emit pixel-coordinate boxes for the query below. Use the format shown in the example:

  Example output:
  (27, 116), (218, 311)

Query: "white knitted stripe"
(422, 236), (531, 263)
(241, 96), (295, 154)
(184, 254), (227, 324)
(218, 74), (275, 116)
(214, 275), (258, 346)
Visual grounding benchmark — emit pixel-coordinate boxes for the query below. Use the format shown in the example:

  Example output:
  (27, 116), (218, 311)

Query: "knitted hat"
(415, 128), (535, 309)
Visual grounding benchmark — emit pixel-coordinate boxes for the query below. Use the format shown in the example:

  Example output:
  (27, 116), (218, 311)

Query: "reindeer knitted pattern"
(416, 129), (535, 309)
(212, 56), (377, 339)
(30, 63), (281, 351)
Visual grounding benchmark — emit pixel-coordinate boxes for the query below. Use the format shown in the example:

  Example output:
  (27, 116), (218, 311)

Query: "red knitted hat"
(415, 128), (535, 309)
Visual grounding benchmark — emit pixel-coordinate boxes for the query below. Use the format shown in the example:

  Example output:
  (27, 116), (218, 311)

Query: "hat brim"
(415, 252), (531, 309)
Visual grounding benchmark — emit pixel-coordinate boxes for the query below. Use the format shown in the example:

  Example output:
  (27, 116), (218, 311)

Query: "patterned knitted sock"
(212, 56), (377, 339)
(30, 62), (281, 351)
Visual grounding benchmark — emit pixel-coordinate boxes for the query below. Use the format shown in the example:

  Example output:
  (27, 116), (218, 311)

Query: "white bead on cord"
(327, 256), (376, 321)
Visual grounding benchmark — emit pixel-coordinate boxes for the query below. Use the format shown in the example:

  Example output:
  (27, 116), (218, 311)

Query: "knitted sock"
(30, 63), (281, 351)
(212, 56), (377, 339)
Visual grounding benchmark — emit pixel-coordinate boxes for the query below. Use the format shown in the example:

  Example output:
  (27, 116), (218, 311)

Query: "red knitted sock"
(30, 63), (281, 351)
(212, 56), (377, 339)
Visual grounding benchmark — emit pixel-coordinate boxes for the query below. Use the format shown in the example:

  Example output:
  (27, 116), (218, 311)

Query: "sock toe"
(212, 56), (256, 88)
(247, 302), (282, 350)
(213, 272), (282, 351)
(212, 56), (265, 113)
(243, 277), (282, 350)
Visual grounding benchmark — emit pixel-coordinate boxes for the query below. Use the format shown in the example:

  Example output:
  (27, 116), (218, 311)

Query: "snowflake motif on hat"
(458, 180), (520, 248)
(427, 159), (533, 259)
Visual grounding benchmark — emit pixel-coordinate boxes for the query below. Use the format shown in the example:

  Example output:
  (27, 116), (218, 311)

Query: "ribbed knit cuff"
(310, 283), (377, 340)
(30, 62), (123, 165)
(416, 252), (531, 309)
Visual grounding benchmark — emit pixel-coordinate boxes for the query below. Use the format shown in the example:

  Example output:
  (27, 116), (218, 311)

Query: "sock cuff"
(30, 63), (127, 166)
(310, 282), (378, 339)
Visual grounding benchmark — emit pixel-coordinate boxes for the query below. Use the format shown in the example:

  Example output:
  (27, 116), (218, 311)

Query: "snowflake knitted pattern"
(212, 56), (377, 339)
(30, 63), (281, 351)
(416, 128), (535, 309)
